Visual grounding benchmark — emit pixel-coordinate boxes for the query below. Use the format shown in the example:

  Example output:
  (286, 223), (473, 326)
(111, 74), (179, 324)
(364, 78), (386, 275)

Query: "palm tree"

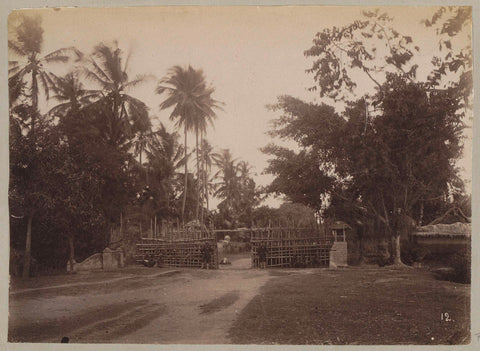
(134, 126), (163, 183)
(156, 65), (221, 223)
(237, 161), (254, 186)
(198, 139), (214, 222)
(236, 161), (257, 226)
(9, 14), (81, 141)
(8, 14), (80, 278)
(48, 72), (100, 118)
(80, 41), (151, 149)
(213, 149), (242, 226)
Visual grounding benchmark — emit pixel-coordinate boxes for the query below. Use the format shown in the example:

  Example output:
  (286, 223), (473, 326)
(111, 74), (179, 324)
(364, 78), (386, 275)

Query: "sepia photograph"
(3, 1), (477, 347)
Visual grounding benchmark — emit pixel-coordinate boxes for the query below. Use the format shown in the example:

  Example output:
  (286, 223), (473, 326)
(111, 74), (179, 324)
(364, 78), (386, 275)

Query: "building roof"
(413, 222), (471, 238)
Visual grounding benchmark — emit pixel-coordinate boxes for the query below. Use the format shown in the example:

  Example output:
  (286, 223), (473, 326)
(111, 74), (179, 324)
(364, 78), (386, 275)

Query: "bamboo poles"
(250, 227), (332, 268)
(136, 222), (219, 269)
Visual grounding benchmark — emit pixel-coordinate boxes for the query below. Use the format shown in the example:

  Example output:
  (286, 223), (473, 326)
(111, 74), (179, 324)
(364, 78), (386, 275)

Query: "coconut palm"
(156, 65), (221, 223)
(213, 149), (242, 214)
(80, 41), (151, 149)
(8, 14), (81, 140)
(8, 14), (81, 278)
(237, 161), (254, 185)
(47, 72), (100, 118)
(198, 139), (214, 222)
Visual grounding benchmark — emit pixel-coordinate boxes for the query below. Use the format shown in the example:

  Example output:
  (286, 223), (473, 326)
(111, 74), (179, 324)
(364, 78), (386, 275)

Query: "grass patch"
(229, 268), (469, 345)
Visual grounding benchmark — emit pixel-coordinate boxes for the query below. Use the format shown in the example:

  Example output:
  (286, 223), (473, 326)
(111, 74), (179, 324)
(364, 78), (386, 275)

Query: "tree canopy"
(264, 7), (471, 264)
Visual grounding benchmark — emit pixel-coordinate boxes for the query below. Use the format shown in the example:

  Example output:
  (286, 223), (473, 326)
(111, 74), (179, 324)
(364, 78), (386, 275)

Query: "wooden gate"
(136, 226), (219, 269)
(250, 227), (332, 268)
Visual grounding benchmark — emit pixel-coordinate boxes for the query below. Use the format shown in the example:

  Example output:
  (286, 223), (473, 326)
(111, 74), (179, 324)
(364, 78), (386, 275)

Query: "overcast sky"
(9, 6), (473, 208)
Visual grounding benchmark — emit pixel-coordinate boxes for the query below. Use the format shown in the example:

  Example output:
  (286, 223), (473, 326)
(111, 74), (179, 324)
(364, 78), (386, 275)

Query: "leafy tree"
(8, 14), (80, 278)
(265, 7), (470, 265)
(265, 75), (465, 265)
(156, 66), (221, 223)
(250, 203), (316, 228)
(423, 7), (472, 104)
(46, 72), (108, 271)
(304, 9), (418, 101)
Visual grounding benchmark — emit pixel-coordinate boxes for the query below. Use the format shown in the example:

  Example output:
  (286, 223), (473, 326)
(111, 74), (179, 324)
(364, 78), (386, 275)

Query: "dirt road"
(9, 256), (271, 344)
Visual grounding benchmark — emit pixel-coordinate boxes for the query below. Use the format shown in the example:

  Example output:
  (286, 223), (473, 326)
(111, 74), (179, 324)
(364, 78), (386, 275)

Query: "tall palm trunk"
(200, 144), (204, 224)
(23, 67), (39, 279)
(181, 123), (188, 224)
(200, 131), (207, 224)
(31, 68), (38, 141)
(22, 211), (34, 278)
(195, 127), (200, 221)
(203, 135), (210, 218)
(69, 234), (75, 273)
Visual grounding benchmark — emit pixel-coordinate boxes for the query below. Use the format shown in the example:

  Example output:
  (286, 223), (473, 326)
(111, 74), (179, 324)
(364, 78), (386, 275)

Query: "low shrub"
(401, 241), (430, 265)
(446, 249), (471, 284)
(431, 248), (471, 284)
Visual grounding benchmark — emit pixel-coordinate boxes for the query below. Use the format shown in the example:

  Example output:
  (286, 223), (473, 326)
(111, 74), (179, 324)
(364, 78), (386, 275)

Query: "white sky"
(9, 6), (473, 208)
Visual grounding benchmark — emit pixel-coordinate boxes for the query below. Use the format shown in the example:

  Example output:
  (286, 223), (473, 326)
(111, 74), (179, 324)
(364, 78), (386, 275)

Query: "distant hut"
(329, 221), (351, 267)
(330, 221), (351, 242)
(412, 207), (471, 254)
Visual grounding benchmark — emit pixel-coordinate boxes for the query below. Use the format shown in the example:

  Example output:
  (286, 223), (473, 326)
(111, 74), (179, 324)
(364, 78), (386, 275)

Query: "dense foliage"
(263, 8), (471, 264)
(8, 14), (255, 276)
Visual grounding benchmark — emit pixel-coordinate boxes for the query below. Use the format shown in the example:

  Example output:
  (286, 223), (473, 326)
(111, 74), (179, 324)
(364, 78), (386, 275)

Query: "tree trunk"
(31, 69), (38, 141)
(391, 234), (402, 265)
(419, 202), (424, 226)
(195, 127), (200, 221)
(22, 211), (34, 279)
(204, 143), (209, 215)
(357, 226), (365, 265)
(69, 234), (75, 273)
(181, 124), (188, 224)
(200, 132), (205, 224)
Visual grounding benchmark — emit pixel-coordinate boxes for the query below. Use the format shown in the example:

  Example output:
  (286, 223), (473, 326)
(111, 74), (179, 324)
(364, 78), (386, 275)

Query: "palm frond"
(89, 57), (112, 83)
(8, 40), (26, 56)
(92, 42), (122, 85)
(8, 64), (23, 76)
(79, 66), (113, 89)
(122, 74), (155, 90)
(37, 71), (51, 100)
(47, 102), (70, 116)
(123, 49), (132, 74)
(42, 47), (81, 63)
(78, 92), (102, 104)
(159, 95), (181, 111)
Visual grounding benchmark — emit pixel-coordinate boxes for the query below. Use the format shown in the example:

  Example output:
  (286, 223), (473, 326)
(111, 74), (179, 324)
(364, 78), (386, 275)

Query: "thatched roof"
(413, 222), (471, 238)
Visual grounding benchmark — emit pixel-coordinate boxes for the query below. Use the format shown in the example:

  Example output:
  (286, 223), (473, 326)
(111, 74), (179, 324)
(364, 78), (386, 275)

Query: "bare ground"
(8, 258), (470, 345)
(9, 254), (270, 344)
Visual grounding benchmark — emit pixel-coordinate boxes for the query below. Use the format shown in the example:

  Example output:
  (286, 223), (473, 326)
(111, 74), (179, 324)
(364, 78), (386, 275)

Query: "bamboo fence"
(136, 224), (219, 269)
(250, 227), (332, 268)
